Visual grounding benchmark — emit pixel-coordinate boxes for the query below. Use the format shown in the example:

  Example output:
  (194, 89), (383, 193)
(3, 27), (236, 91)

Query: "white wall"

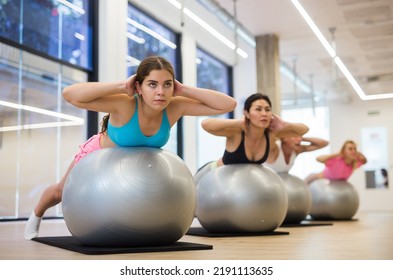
(329, 97), (393, 211)
(97, 0), (128, 129)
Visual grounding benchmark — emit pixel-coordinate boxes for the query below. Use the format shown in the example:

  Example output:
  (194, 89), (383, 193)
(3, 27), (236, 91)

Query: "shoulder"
(116, 94), (136, 106)
(223, 126), (243, 141)
(109, 95), (136, 123)
(119, 94), (137, 112)
(166, 96), (187, 113)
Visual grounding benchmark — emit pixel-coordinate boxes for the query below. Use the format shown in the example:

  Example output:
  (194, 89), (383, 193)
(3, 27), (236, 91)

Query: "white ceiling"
(212, 0), (393, 106)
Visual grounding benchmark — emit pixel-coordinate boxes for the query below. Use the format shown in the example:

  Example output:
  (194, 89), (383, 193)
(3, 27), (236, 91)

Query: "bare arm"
(316, 152), (340, 163)
(298, 137), (329, 153)
(201, 118), (243, 137)
(171, 81), (237, 117)
(356, 151), (368, 164)
(269, 114), (309, 138)
(62, 75), (136, 113)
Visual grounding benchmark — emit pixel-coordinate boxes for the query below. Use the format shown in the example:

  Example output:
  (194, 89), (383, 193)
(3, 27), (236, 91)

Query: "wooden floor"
(1, 210), (392, 260)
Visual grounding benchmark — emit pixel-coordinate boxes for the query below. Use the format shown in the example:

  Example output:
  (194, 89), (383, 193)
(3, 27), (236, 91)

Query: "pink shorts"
(73, 133), (102, 165)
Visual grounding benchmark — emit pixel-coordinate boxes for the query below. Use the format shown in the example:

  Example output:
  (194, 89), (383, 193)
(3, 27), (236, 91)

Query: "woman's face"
(136, 69), (174, 110)
(283, 136), (302, 151)
(245, 99), (272, 129)
(343, 142), (358, 160)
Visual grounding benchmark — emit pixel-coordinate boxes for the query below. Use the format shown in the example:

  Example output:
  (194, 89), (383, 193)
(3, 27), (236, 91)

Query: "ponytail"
(100, 114), (110, 133)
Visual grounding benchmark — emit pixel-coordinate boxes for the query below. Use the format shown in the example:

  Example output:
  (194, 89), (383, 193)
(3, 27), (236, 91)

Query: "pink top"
(323, 156), (363, 180)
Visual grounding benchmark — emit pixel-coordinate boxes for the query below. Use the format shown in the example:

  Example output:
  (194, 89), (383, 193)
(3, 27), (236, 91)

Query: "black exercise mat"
(186, 227), (289, 237)
(280, 221), (333, 227)
(305, 217), (358, 222)
(32, 236), (213, 255)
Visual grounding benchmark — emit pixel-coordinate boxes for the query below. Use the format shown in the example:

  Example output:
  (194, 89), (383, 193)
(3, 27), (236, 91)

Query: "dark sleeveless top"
(222, 130), (270, 165)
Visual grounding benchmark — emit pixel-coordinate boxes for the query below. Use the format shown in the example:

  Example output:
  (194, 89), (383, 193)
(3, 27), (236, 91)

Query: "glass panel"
(127, 4), (179, 155)
(196, 48), (231, 168)
(127, 4), (177, 76)
(0, 0), (20, 42)
(0, 43), (87, 219)
(58, 0), (92, 68)
(0, 43), (22, 217)
(0, 0), (92, 70)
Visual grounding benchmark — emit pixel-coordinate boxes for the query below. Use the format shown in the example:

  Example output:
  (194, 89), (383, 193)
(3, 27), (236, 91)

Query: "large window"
(0, 43), (87, 219)
(196, 48), (232, 168)
(0, 0), (93, 70)
(127, 4), (180, 155)
(0, 0), (94, 219)
(126, 4), (178, 76)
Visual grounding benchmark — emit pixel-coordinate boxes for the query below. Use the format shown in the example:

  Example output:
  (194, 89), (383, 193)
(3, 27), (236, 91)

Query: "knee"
(53, 184), (63, 203)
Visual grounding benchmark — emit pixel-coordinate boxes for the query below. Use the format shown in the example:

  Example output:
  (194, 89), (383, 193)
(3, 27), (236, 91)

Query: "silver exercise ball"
(309, 179), (359, 220)
(278, 173), (312, 224)
(62, 147), (196, 247)
(194, 161), (214, 187)
(196, 164), (288, 233)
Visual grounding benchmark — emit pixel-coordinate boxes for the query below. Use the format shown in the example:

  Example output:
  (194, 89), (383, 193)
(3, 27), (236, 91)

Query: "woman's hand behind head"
(125, 75), (137, 96)
(173, 80), (183, 97)
(269, 113), (285, 132)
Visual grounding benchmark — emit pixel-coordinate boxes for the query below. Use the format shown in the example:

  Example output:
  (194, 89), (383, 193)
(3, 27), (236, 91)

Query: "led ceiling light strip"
(126, 18), (177, 50)
(126, 32), (145, 44)
(0, 121), (83, 132)
(57, 0), (85, 15)
(126, 55), (142, 67)
(167, 0), (248, 59)
(0, 100), (84, 132)
(0, 100), (84, 122)
(291, 0), (393, 100)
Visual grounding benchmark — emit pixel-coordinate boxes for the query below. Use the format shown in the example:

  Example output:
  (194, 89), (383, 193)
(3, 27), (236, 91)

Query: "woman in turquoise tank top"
(25, 56), (237, 240)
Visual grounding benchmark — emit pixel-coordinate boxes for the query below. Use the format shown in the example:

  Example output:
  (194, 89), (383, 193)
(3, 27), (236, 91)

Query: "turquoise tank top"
(107, 96), (170, 148)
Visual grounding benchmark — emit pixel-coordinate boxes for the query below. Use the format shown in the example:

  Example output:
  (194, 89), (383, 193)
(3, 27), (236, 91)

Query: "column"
(256, 34), (281, 115)
(97, 0), (128, 129)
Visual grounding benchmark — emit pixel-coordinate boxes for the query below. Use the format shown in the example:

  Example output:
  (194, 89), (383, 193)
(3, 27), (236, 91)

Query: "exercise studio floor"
(1, 210), (392, 260)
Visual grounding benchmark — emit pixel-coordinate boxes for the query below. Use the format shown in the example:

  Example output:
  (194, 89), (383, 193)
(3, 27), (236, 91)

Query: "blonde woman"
(305, 140), (367, 184)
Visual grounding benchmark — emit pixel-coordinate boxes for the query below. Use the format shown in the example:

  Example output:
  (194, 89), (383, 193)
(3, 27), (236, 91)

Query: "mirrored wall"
(0, 43), (87, 219)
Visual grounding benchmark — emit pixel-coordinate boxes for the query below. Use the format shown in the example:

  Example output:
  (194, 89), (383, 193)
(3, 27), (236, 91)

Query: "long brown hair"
(100, 56), (175, 133)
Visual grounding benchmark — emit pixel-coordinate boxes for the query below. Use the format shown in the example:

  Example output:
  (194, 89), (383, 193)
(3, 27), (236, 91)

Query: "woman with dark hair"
(197, 93), (308, 175)
(25, 56), (237, 240)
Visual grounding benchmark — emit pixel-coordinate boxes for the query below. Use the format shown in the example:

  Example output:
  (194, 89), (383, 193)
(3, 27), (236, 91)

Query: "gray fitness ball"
(195, 164), (288, 233)
(277, 172), (312, 224)
(309, 179), (359, 220)
(62, 147), (196, 247)
(194, 161), (215, 187)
